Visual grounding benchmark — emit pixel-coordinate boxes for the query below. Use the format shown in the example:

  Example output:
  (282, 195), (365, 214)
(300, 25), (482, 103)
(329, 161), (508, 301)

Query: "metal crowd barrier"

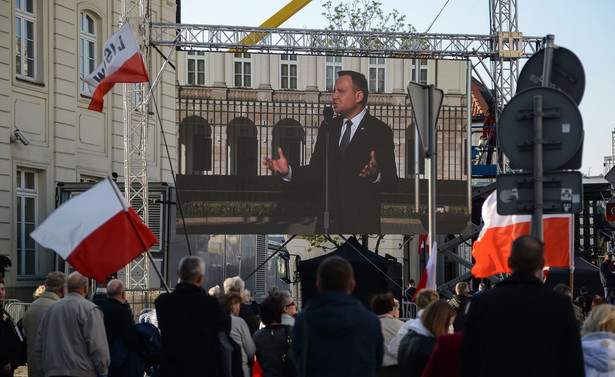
(401, 300), (418, 320)
(125, 289), (166, 321)
(5, 302), (31, 322)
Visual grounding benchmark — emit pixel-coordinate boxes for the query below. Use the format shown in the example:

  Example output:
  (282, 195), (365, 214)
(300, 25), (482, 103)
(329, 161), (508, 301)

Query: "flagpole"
(106, 176), (170, 293)
(430, 241), (437, 290)
(123, 209), (170, 293)
(569, 216), (575, 296)
(107, 176), (130, 211)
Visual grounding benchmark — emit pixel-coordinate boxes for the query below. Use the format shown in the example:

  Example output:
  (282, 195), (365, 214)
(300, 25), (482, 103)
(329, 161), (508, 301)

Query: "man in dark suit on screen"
(263, 70), (398, 234)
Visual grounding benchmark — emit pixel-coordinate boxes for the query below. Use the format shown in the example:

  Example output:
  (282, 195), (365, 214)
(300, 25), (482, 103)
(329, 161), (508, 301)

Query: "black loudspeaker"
(384, 254), (403, 302)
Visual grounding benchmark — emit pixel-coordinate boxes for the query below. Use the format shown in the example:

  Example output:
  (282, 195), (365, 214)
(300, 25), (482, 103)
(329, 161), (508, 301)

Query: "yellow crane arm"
(235, 0), (312, 48)
(259, 0), (312, 28)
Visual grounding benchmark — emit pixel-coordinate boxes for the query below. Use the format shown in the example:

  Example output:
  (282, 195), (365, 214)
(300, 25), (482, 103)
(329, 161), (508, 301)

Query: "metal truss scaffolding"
(123, 0), (151, 290)
(150, 22), (541, 61)
(123, 0), (535, 289)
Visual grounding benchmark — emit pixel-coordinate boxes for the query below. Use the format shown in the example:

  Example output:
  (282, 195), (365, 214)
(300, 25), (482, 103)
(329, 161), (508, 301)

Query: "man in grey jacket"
(22, 271), (66, 377)
(35, 271), (110, 377)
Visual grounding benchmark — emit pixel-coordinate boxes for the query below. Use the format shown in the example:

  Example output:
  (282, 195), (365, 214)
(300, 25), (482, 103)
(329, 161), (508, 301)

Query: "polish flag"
(418, 234), (429, 254)
(30, 178), (158, 283)
(411, 240), (438, 301)
(83, 20), (149, 112)
(471, 191), (572, 278)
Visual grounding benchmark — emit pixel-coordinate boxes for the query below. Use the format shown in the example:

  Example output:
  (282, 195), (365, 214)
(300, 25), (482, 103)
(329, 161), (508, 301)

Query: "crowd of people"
(0, 271), (162, 377)
(3, 235), (615, 376)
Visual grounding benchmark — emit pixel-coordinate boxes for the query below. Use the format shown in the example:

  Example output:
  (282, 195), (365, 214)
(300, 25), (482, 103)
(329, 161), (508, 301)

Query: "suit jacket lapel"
(330, 117), (343, 157)
(343, 112), (370, 158)
(332, 117), (343, 144)
(332, 112), (372, 163)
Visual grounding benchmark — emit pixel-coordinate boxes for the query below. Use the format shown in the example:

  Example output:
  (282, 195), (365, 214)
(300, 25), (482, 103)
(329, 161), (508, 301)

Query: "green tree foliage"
(318, 0), (419, 54)
(302, 234), (343, 253)
(322, 0), (416, 33)
(301, 234), (385, 254)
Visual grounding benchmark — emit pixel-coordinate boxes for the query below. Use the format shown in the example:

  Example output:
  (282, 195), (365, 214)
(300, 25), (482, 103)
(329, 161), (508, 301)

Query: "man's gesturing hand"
(360, 150), (379, 179)
(262, 147), (290, 176)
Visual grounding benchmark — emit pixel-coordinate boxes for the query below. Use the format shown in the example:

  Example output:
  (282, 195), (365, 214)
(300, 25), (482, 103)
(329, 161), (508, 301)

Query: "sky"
(181, 0), (615, 177)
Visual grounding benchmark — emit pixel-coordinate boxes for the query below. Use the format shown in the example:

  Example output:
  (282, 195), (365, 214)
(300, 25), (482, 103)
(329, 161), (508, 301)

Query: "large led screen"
(175, 52), (471, 235)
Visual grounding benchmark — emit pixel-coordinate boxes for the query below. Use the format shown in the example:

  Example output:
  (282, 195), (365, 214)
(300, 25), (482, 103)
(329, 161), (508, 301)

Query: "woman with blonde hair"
(581, 303), (615, 376)
(397, 300), (455, 377)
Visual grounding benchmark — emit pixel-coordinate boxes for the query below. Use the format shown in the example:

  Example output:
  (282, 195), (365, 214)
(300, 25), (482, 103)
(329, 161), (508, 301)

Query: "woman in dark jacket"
(252, 295), (296, 377)
(398, 300), (455, 377)
(0, 282), (21, 377)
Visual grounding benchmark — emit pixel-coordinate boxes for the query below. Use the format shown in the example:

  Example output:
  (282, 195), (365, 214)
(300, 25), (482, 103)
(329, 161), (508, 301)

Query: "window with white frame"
(368, 57), (386, 93)
(79, 11), (97, 95)
(233, 53), (252, 87)
(280, 55), (297, 89)
(79, 175), (103, 183)
(412, 59), (429, 85)
(15, 0), (37, 79)
(325, 56), (342, 91)
(131, 83), (144, 106)
(16, 169), (38, 277)
(187, 51), (206, 85)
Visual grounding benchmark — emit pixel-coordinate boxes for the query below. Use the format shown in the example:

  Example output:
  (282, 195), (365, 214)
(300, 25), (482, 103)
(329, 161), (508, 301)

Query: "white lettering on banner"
(104, 36), (127, 64)
(83, 21), (140, 89)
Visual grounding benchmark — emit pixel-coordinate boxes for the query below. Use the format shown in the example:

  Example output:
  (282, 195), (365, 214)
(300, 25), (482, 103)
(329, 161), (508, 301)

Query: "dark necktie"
(339, 119), (353, 159)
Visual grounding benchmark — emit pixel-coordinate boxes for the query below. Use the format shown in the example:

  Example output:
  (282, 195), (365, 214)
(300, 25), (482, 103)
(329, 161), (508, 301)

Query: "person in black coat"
(404, 280), (417, 302)
(447, 282), (471, 332)
(155, 256), (231, 377)
(600, 251), (615, 303)
(0, 282), (21, 377)
(100, 279), (141, 377)
(263, 70), (398, 234)
(398, 300), (455, 377)
(578, 286), (592, 315)
(252, 295), (296, 377)
(459, 235), (585, 377)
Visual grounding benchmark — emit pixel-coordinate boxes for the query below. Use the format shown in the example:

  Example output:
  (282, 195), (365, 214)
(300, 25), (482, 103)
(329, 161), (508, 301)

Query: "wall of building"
(176, 51), (468, 94)
(1, 0), (177, 299)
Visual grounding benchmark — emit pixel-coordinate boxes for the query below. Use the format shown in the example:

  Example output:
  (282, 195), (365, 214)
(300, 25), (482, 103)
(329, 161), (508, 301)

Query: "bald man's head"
(106, 279), (127, 303)
(67, 272), (89, 297)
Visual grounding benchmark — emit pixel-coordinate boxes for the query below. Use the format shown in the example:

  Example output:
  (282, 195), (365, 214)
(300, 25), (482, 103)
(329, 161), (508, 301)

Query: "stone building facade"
(176, 52), (470, 182)
(1, 0), (177, 298)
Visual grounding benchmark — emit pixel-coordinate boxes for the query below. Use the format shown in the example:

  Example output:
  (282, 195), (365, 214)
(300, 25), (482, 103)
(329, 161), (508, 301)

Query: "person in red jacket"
(421, 332), (462, 377)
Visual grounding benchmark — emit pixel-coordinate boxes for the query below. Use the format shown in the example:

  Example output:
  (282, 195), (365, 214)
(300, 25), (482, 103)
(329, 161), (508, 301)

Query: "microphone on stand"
(323, 106), (334, 124)
(323, 106), (334, 234)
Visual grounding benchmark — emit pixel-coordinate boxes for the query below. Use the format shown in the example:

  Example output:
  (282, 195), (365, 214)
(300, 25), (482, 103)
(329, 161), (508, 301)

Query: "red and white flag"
(411, 240), (438, 301)
(83, 21), (149, 112)
(471, 191), (572, 278)
(418, 234), (429, 254)
(31, 178), (158, 283)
